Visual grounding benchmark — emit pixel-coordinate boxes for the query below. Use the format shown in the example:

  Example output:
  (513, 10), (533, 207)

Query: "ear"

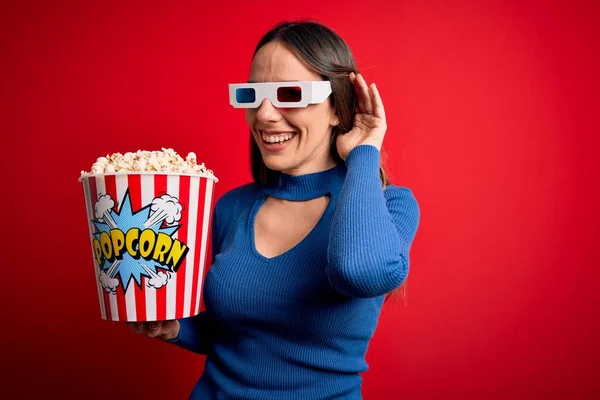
(330, 117), (339, 126)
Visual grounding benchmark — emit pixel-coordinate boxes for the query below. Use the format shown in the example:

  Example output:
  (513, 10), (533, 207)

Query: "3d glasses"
(229, 80), (332, 108)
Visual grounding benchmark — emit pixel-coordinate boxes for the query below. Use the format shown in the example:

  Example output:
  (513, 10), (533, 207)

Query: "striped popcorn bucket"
(79, 172), (217, 322)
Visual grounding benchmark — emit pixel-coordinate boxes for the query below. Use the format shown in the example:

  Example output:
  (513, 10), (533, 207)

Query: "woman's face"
(246, 42), (338, 176)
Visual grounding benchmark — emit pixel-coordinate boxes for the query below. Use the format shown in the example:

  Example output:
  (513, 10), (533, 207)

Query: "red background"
(2, 0), (599, 398)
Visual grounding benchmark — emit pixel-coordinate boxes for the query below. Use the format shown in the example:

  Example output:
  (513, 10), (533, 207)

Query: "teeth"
(261, 132), (295, 144)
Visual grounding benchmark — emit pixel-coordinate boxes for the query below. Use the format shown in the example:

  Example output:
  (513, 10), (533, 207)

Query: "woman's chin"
(263, 158), (290, 172)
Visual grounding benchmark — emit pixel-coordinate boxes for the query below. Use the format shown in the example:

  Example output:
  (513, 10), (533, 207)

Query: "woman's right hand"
(127, 320), (180, 341)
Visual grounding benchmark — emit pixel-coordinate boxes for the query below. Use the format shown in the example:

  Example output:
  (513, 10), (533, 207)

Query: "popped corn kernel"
(81, 148), (215, 178)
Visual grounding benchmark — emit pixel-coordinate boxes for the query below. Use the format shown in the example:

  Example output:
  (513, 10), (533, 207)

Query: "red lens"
(277, 86), (302, 103)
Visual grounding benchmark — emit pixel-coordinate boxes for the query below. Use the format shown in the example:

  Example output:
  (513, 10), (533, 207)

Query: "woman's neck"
(263, 162), (346, 201)
(280, 154), (338, 177)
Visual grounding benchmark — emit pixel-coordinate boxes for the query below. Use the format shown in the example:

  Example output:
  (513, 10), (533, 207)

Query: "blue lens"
(236, 88), (256, 104)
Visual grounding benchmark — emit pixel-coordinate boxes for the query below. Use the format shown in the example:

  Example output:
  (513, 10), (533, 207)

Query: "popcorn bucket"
(79, 172), (217, 322)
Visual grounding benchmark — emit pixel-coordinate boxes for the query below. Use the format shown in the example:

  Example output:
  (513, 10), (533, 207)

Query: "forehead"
(249, 42), (322, 82)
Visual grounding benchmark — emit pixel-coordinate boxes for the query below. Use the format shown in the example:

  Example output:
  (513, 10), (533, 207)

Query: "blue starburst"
(92, 190), (181, 292)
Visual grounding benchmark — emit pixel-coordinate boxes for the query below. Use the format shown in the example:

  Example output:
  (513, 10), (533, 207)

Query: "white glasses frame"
(228, 80), (332, 108)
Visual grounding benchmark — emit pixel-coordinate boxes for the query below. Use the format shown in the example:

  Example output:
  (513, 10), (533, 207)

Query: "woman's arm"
(327, 144), (420, 298)
(166, 311), (215, 354)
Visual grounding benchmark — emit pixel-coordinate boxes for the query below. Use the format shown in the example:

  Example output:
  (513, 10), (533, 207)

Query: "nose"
(255, 98), (281, 122)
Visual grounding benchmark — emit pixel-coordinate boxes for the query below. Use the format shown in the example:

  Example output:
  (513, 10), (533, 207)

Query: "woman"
(130, 20), (420, 399)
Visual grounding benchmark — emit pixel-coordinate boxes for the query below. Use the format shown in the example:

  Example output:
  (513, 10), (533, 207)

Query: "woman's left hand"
(336, 72), (387, 161)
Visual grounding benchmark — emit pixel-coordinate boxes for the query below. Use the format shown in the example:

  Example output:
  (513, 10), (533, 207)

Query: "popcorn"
(81, 148), (215, 177)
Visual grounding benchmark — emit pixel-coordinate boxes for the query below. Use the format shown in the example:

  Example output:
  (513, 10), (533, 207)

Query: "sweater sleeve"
(166, 199), (222, 354)
(326, 145), (420, 298)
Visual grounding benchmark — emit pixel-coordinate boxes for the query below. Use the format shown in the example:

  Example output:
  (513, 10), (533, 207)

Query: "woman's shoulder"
(383, 184), (420, 217)
(217, 182), (263, 206)
(213, 182), (263, 221)
(383, 184), (417, 200)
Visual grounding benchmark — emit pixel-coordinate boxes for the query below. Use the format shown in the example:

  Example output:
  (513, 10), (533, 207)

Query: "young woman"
(130, 20), (420, 399)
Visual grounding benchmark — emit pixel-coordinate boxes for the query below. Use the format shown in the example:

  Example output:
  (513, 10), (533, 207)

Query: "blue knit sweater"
(168, 145), (420, 399)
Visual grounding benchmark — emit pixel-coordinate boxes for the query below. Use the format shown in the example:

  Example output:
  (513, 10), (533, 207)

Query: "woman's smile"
(259, 130), (298, 152)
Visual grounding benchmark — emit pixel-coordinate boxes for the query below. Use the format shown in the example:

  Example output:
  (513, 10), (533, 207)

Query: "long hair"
(249, 20), (404, 303)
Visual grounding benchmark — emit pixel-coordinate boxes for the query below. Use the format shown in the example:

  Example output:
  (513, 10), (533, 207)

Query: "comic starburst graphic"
(92, 190), (182, 292)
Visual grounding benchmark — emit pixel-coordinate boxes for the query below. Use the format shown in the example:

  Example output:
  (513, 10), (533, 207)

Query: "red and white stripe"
(195, 178), (214, 315)
(82, 179), (107, 320)
(82, 173), (216, 322)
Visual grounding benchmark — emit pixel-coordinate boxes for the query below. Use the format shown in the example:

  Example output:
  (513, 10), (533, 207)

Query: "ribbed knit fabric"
(168, 145), (420, 399)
